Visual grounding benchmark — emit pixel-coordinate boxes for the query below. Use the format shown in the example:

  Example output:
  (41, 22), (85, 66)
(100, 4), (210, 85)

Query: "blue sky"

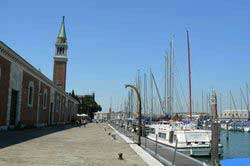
(1, 0), (250, 112)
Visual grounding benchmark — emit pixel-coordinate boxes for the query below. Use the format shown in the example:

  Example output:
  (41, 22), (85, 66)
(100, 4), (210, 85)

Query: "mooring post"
(226, 123), (229, 141)
(210, 89), (220, 166)
(142, 123), (145, 137)
(172, 138), (178, 166)
(155, 134), (158, 155)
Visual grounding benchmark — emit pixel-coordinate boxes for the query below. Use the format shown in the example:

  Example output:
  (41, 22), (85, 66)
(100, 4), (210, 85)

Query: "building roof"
(0, 40), (78, 104)
(58, 16), (67, 39)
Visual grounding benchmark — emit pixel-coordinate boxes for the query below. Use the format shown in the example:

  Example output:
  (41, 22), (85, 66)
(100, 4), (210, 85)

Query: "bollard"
(118, 153), (123, 160)
(112, 134), (116, 140)
(125, 126), (127, 136)
(155, 134), (158, 155)
(226, 123), (229, 141)
(172, 138), (178, 166)
(145, 136), (147, 149)
(142, 123), (145, 137)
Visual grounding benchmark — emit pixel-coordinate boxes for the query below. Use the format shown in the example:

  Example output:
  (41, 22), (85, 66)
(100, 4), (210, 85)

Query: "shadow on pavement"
(0, 125), (75, 149)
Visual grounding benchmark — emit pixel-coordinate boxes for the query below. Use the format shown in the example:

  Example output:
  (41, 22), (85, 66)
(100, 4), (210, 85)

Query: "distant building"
(94, 112), (108, 121)
(219, 109), (249, 120)
(110, 111), (126, 120)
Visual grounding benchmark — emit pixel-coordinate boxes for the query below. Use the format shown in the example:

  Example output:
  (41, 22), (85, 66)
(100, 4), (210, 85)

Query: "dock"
(111, 123), (205, 166)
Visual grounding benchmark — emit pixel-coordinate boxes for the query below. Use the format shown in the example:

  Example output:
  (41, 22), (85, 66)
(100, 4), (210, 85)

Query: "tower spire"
(58, 16), (67, 39)
(53, 16), (68, 91)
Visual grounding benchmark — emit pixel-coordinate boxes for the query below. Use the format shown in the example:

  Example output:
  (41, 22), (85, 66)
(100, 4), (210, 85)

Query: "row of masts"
(120, 31), (192, 120)
(115, 31), (250, 121)
(120, 84), (250, 118)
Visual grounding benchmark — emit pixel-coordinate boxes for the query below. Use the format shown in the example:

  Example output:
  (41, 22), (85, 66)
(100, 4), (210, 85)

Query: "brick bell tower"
(53, 16), (68, 91)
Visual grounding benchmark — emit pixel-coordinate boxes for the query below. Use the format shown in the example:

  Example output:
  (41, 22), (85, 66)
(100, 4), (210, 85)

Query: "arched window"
(28, 81), (34, 107)
(43, 89), (48, 109)
(60, 47), (62, 54)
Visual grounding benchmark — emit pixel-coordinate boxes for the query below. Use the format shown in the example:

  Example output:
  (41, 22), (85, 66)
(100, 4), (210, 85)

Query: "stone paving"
(0, 123), (147, 166)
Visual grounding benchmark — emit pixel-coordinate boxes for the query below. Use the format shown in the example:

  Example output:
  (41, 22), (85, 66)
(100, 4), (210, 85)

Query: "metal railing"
(109, 122), (179, 166)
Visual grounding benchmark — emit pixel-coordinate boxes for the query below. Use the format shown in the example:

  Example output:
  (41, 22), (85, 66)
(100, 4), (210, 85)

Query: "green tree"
(79, 96), (102, 119)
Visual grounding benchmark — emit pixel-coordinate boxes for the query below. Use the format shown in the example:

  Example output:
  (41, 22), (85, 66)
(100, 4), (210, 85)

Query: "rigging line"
(240, 87), (249, 110)
(150, 70), (165, 114)
(175, 67), (189, 110)
(175, 85), (183, 112)
(229, 91), (240, 120)
(173, 69), (183, 112)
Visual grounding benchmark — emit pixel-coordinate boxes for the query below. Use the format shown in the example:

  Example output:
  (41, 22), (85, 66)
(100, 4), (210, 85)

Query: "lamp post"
(125, 84), (142, 146)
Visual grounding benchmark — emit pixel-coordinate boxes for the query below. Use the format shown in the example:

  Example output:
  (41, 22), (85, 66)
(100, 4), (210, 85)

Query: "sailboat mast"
(202, 90), (204, 112)
(150, 68), (154, 122)
(144, 73), (147, 115)
(246, 84), (250, 120)
(170, 39), (174, 117)
(187, 30), (192, 121)
(164, 55), (169, 116)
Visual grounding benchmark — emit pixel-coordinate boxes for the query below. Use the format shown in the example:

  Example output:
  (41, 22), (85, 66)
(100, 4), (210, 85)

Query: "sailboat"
(147, 31), (223, 156)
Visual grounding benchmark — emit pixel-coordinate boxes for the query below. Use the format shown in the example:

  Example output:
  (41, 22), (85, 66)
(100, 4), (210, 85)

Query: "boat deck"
(141, 137), (205, 166)
(112, 123), (205, 166)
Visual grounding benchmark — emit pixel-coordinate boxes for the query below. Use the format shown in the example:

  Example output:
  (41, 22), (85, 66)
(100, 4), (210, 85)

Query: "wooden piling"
(210, 89), (220, 166)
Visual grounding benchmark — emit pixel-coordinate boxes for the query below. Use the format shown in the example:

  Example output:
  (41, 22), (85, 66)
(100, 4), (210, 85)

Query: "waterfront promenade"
(0, 124), (147, 166)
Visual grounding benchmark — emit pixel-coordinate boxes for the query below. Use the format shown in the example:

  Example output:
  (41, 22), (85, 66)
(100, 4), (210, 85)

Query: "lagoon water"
(220, 130), (250, 159)
(198, 130), (250, 165)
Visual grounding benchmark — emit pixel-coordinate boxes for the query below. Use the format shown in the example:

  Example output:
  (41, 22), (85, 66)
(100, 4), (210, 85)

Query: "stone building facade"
(0, 17), (78, 130)
(219, 109), (249, 121)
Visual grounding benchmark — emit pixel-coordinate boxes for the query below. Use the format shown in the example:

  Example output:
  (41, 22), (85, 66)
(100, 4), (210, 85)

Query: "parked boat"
(221, 121), (250, 132)
(243, 126), (250, 132)
(147, 122), (223, 156)
(243, 121), (250, 132)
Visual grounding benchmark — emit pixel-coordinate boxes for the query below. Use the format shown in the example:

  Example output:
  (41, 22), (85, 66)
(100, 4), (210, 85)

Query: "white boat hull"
(243, 127), (250, 132)
(147, 135), (223, 157)
(179, 147), (223, 157)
